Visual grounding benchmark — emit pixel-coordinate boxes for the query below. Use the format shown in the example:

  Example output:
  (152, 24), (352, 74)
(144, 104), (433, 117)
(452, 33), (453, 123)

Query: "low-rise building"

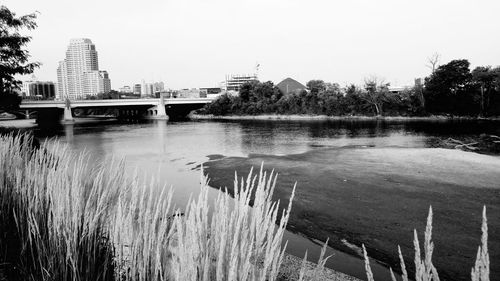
(22, 81), (56, 99)
(119, 85), (133, 93)
(199, 87), (222, 98)
(133, 84), (142, 95)
(177, 88), (202, 98)
(222, 74), (258, 92)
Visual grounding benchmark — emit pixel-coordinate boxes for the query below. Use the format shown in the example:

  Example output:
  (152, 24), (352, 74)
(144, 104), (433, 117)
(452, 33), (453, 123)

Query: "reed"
(0, 133), (120, 280)
(168, 166), (295, 281)
(361, 206), (490, 281)
(0, 134), (295, 281)
(0, 133), (493, 281)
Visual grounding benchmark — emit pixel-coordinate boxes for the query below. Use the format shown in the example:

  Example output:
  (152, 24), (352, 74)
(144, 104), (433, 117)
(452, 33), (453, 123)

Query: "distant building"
(414, 78), (424, 87)
(83, 70), (111, 96)
(133, 84), (142, 95)
(153, 82), (165, 94)
(388, 86), (409, 94)
(141, 80), (154, 97)
(199, 87), (222, 98)
(119, 85), (132, 93)
(56, 38), (111, 99)
(222, 74), (258, 92)
(177, 89), (202, 98)
(276, 78), (307, 95)
(56, 61), (68, 99)
(22, 81), (56, 99)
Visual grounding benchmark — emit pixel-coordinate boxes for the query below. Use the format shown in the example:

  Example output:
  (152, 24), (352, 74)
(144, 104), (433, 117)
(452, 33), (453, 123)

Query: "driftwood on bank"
(437, 134), (500, 154)
(445, 138), (479, 151)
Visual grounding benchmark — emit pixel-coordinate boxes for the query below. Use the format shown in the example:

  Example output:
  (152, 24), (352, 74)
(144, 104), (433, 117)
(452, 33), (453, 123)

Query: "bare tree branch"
(426, 53), (441, 73)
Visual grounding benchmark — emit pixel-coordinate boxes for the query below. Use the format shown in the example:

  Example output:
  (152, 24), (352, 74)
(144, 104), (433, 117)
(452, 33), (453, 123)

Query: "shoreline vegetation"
(191, 113), (500, 121)
(199, 61), (500, 120)
(0, 133), (492, 281)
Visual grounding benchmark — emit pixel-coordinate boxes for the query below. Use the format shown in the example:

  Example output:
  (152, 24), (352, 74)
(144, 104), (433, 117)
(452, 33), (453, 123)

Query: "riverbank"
(279, 253), (361, 281)
(191, 113), (500, 121)
(203, 147), (500, 281)
(0, 119), (37, 128)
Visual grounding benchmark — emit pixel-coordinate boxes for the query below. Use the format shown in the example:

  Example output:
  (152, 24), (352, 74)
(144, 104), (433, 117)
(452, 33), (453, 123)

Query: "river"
(27, 118), (500, 281)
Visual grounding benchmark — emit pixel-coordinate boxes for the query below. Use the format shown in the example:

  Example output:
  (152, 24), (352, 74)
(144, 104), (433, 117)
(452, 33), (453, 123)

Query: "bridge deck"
(20, 98), (213, 109)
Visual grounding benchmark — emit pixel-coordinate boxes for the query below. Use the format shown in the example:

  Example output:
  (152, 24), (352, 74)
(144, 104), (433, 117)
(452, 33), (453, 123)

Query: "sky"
(5, 0), (500, 89)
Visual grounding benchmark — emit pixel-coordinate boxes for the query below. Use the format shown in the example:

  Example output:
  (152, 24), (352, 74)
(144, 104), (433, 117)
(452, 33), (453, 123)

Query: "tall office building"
(56, 60), (68, 100)
(57, 38), (111, 99)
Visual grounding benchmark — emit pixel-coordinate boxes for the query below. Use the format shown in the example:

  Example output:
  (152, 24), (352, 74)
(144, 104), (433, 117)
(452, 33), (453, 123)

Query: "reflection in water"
(64, 124), (74, 144)
(157, 120), (167, 154)
(30, 119), (500, 281)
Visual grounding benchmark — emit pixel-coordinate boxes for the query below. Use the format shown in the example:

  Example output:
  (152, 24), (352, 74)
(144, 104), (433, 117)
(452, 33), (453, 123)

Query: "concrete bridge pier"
(61, 98), (75, 124)
(144, 94), (168, 120)
(62, 105), (75, 124)
(156, 95), (168, 119)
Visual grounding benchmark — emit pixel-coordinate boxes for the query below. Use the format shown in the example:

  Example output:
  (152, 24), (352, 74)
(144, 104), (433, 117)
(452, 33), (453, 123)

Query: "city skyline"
(6, 0), (500, 89)
(57, 38), (111, 99)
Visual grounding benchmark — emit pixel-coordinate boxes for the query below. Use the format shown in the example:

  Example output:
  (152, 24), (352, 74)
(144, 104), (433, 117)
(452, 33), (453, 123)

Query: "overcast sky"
(5, 0), (500, 89)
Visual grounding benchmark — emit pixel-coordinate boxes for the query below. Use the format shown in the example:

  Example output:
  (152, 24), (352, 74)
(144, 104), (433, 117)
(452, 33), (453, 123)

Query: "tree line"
(2, 5), (500, 117)
(202, 59), (500, 117)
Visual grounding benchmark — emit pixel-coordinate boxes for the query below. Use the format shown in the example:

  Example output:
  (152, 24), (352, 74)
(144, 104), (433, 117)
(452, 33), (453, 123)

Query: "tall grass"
(0, 133), (493, 281)
(361, 206), (490, 281)
(168, 167), (295, 281)
(0, 133), (120, 280)
(0, 134), (294, 281)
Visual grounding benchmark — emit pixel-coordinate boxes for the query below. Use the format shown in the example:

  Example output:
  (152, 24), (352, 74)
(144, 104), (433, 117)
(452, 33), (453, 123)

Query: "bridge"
(19, 97), (213, 124)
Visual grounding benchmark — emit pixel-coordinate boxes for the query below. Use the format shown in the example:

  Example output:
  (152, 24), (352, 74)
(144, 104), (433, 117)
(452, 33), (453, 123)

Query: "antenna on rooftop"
(255, 62), (260, 79)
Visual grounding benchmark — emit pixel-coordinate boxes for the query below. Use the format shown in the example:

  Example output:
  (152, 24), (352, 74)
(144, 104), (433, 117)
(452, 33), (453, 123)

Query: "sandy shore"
(0, 119), (38, 128)
(279, 253), (361, 281)
(204, 147), (500, 281)
(191, 114), (500, 121)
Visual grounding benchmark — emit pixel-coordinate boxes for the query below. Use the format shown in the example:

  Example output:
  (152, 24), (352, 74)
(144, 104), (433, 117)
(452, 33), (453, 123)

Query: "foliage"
(471, 66), (500, 116)
(85, 90), (121, 100)
(0, 91), (21, 110)
(0, 134), (295, 281)
(424, 59), (474, 115)
(0, 5), (39, 109)
(359, 206), (490, 281)
(202, 59), (500, 118)
(203, 80), (423, 117)
(169, 167), (295, 281)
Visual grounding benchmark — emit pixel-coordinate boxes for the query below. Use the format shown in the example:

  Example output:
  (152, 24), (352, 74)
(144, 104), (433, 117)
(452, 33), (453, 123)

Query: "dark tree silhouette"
(0, 5), (39, 110)
(424, 59), (474, 115)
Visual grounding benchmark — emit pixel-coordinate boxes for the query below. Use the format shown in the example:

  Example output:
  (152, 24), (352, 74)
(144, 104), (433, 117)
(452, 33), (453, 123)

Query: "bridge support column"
(156, 94), (168, 120)
(25, 110), (30, 119)
(62, 98), (75, 124)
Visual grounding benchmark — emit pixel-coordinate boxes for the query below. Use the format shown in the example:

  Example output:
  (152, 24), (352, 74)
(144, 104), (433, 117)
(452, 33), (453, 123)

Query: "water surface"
(33, 119), (500, 281)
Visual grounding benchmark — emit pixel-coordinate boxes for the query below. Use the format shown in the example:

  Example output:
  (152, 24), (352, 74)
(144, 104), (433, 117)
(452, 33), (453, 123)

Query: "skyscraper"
(57, 38), (111, 99)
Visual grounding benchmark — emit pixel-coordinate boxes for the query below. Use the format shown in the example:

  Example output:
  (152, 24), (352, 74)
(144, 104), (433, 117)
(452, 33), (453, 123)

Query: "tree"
(471, 66), (500, 116)
(424, 59), (474, 115)
(306, 80), (326, 94)
(361, 78), (392, 116)
(426, 53), (441, 73)
(0, 6), (39, 110)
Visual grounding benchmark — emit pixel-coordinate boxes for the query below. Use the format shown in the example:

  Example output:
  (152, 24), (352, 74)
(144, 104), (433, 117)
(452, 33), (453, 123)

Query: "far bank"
(190, 113), (500, 121)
